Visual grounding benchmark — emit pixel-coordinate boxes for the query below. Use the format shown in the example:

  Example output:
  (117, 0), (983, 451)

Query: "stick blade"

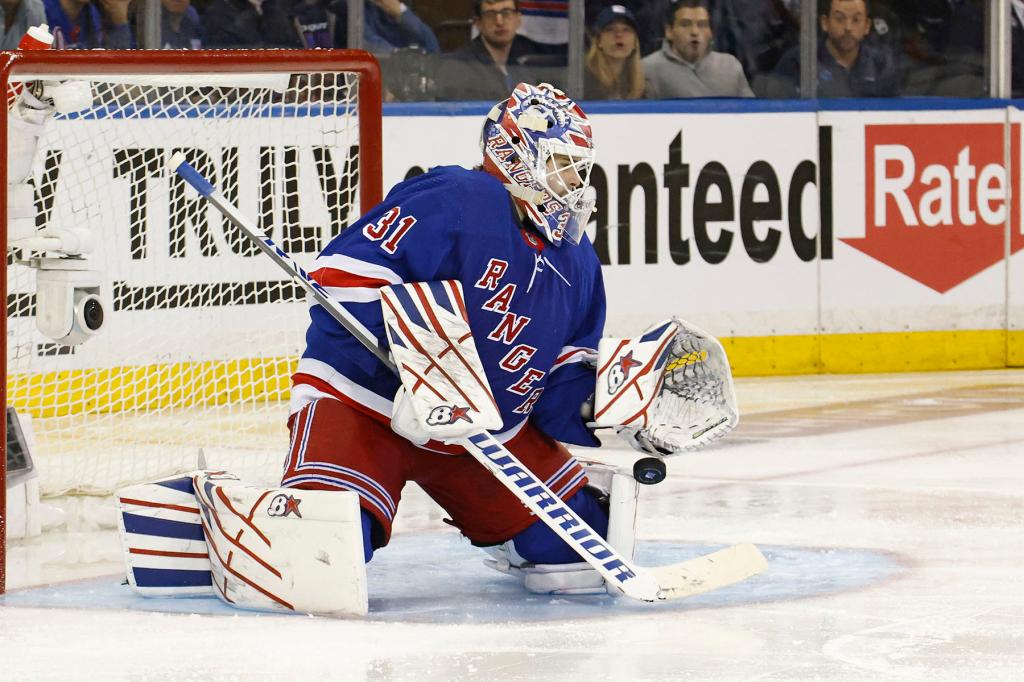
(651, 543), (768, 601)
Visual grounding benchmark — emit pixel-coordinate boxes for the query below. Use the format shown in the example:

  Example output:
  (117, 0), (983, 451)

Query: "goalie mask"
(481, 83), (596, 247)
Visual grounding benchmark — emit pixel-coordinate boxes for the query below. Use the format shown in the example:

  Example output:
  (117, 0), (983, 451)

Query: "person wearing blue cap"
(643, 0), (754, 98)
(586, 0), (665, 57)
(585, 4), (645, 99)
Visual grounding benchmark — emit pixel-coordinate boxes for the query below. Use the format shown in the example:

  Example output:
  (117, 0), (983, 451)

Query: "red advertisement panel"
(848, 123), (1024, 293)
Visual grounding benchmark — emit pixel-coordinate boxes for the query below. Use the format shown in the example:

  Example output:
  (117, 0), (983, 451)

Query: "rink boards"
(381, 99), (1024, 374)
(13, 100), (1023, 405)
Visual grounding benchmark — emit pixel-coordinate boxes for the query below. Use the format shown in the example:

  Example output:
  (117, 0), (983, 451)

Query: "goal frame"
(0, 49), (383, 594)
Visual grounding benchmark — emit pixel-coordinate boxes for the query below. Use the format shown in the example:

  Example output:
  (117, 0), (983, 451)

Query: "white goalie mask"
(480, 83), (596, 247)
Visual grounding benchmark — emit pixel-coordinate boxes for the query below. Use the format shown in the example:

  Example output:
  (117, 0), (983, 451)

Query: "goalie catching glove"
(592, 318), (739, 455)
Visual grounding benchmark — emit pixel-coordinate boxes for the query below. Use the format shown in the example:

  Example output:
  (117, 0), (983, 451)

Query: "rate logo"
(847, 123), (1024, 293)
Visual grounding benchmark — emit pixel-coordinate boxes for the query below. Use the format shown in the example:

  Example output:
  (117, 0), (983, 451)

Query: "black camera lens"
(82, 297), (104, 330)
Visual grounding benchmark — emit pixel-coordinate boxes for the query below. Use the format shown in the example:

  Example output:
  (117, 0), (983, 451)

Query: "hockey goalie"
(117, 82), (762, 616)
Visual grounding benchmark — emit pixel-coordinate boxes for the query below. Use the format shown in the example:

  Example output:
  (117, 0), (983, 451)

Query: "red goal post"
(1, 50), (383, 594)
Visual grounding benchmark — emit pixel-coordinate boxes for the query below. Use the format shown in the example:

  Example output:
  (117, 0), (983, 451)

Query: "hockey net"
(2, 51), (382, 589)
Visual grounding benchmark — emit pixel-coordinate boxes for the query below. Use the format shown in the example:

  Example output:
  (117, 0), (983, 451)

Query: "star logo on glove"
(606, 351), (644, 395)
(618, 351), (643, 376)
(450, 405), (472, 423)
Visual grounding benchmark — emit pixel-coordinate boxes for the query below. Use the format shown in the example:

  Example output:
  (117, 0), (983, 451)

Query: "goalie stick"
(168, 153), (767, 603)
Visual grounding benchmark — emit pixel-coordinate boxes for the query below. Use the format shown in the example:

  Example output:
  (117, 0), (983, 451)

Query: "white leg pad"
(117, 473), (217, 597)
(194, 472), (368, 617)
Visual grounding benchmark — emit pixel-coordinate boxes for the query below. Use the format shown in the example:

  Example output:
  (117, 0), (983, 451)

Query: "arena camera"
(34, 260), (107, 345)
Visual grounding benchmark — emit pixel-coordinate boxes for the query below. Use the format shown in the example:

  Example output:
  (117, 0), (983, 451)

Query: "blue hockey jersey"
(292, 165), (605, 448)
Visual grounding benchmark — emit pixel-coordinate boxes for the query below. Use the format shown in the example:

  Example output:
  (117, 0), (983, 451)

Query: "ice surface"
(1, 536), (902, 621)
(2, 369), (1022, 680)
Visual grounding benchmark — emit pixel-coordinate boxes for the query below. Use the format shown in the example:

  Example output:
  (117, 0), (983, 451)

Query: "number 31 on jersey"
(362, 206), (418, 254)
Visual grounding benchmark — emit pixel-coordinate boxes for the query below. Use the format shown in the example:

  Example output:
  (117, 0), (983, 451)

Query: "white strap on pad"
(381, 280), (502, 443)
(193, 473), (368, 617)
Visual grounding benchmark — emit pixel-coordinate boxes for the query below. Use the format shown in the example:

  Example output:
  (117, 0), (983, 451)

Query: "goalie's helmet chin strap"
(505, 182), (546, 206)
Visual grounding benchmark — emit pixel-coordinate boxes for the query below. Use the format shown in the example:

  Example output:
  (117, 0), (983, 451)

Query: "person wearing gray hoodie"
(643, 0), (753, 99)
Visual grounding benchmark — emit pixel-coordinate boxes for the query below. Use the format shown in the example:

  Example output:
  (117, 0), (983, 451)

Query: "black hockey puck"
(633, 457), (667, 485)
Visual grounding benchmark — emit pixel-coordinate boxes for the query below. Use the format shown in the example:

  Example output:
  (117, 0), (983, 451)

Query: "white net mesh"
(6, 68), (366, 497)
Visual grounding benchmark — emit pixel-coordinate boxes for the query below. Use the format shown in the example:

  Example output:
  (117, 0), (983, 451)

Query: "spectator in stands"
(862, 0), (902, 59)
(292, 0), (332, 48)
(1, 0), (46, 49)
(517, 0), (567, 59)
(160, 0), (202, 48)
(434, 0), (550, 101)
(818, 0), (898, 96)
(643, 0), (753, 98)
(327, 0), (438, 54)
(43, 0), (133, 48)
(585, 4), (644, 99)
(771, 0), (899, 97)
(362, 0), (437, 53)
(586, 0), (666, 57)
(897, 0), (985, 97)
(710, 0), (799, 86)
(202, 0), (300, 48)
